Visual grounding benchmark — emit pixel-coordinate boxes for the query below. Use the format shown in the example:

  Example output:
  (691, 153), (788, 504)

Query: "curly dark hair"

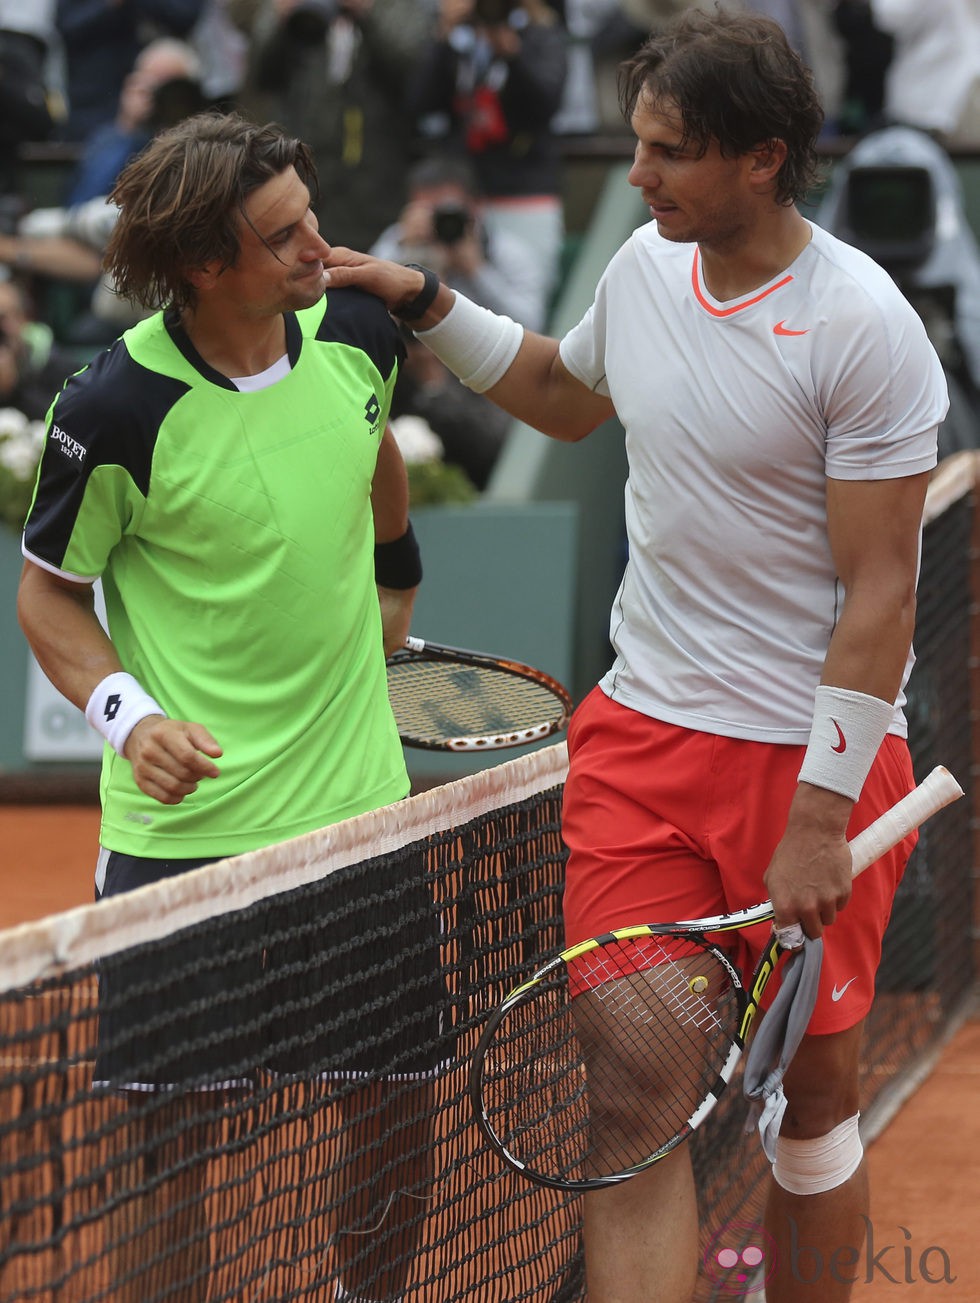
(104, 111), (319, 312)
(618, 8), (824, 207)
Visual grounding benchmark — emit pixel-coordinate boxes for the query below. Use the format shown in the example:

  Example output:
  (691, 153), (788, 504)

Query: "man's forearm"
(17, 563), (121, 712)
(0, 234), (102, 283)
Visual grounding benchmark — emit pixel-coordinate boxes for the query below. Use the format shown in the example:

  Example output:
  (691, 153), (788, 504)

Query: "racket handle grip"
(776, 765), (963, 950)
(848, 764), (963, 875)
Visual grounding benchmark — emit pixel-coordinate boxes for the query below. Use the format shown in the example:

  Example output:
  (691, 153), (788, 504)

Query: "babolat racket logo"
(363, 393), (381, 434)
(49, 424), (86, 466)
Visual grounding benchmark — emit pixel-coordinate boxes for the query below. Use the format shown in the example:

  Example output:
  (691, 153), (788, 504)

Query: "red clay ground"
(1, 803), (977, 1300)
(0, 803), (102, 926)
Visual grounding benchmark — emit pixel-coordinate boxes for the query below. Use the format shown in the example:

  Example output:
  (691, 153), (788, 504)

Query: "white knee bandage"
(772, 1113), (863, 1195)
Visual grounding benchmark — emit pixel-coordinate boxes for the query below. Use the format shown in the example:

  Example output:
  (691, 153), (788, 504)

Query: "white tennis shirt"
(559, 220), (948, 743)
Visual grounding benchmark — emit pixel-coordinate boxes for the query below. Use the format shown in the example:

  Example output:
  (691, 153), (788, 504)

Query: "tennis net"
(1, 454), (976, 1303)
(0, 745), (585, 1303)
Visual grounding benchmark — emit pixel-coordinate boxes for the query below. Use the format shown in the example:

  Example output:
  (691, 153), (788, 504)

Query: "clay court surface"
(1, 802), (977, 1300)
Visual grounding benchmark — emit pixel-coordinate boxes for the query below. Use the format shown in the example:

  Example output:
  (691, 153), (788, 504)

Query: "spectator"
(65, 37), (207, 206)
(55, 0), (206, 142)
(0, 0), (64, 196)
(550, 0), (621, 135)
(370, 152), (540, 488)
(833, 0), (894, 135)
(0, 276), (78, 422)
(0, 200), (108, 288)
(188, 0), (250, 108)
(246, 0), (436, 251)
(411, 0), (569, 304)
(0, 196), (146, 347)
(371, 153), (547, 329)
(871, 0), (980, 143)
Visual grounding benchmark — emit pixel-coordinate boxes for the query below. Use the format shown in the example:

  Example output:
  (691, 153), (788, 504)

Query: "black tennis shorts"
(94, 849), (456, 1090)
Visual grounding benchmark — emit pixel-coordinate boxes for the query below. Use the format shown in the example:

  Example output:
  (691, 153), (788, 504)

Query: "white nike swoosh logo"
(832, 977), (858, 1001)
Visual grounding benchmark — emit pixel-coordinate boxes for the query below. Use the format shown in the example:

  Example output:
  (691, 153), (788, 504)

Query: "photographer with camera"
(370, 153), (546, 329)
(65, 36), (207, 206)
(247, 0), (435, 250)
(410, 0), (568, 306)
(371, 153), (542, 488)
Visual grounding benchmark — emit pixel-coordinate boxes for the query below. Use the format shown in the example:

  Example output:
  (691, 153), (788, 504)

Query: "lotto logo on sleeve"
(364, 394), (381, 433)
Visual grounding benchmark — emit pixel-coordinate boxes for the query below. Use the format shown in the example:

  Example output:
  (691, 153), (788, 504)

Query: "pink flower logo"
(703, 1221), (778, 1295)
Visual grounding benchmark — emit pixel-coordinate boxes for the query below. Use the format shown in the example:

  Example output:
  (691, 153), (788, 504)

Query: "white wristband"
(85, 672), (165, 757)
(415, 291), (524, 393)
(798, 685), (894, 802)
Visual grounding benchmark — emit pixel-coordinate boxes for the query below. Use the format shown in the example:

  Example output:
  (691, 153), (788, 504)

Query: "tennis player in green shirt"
(18, 110), (446, 1303)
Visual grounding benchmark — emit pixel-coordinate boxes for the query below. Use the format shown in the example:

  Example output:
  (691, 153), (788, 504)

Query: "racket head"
(385, 642), (572, 751)
(470, 926), (747, 1192)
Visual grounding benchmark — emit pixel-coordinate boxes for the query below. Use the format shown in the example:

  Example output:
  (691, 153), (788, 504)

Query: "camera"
(283, 0), (339, 41)
(432, 202), (473, 247)
(843, 165), (936, 270)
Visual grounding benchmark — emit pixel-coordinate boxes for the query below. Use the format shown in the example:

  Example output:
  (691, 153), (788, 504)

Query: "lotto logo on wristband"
(85, 672), (164, 757)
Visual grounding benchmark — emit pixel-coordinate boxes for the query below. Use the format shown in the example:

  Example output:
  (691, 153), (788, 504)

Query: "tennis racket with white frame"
(470, 764), (963, 1192)
(386, 635), (573, 752)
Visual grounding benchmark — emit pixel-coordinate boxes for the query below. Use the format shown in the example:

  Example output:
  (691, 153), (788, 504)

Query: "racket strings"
(387, 658), (564, 744)
(477, 936), (742, 1187)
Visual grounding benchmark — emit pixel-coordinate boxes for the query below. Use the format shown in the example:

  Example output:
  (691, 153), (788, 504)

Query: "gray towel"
(742, 936), (824, 1160)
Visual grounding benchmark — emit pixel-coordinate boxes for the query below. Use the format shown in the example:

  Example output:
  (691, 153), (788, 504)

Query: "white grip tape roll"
(416, 292), (524, 393)
(774, 764), (964, 951)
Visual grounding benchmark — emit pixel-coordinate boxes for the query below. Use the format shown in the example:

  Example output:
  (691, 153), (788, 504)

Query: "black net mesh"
(0, 772), (584, 1303)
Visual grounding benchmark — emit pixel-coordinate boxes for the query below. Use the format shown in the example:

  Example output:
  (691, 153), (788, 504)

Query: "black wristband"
(375, 521), (423, 589)
(394, 264), (441, 322)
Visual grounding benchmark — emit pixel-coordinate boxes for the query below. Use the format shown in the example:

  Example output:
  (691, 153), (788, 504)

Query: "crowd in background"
(1, 0), (979, 491)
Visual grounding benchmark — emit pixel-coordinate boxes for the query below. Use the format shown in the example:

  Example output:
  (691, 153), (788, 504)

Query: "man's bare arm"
(764, 470), (931, 938)
(17, 562), (119, 709)
(0, 233), (103, 283)
(324, 249), (616, 442)
(17, 561), (222, 804)
(371, 425), (417, 655)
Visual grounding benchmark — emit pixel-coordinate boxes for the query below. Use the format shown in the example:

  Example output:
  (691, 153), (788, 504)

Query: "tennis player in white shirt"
(321, 10), (948, 1299)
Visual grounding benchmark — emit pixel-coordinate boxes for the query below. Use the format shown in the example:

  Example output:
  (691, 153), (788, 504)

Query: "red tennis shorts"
(561, 687), (918, 1034)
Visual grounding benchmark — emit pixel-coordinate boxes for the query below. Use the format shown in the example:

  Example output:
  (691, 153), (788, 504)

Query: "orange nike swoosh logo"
(831, 720), (847, 754)
(773, 320), (810, 336)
